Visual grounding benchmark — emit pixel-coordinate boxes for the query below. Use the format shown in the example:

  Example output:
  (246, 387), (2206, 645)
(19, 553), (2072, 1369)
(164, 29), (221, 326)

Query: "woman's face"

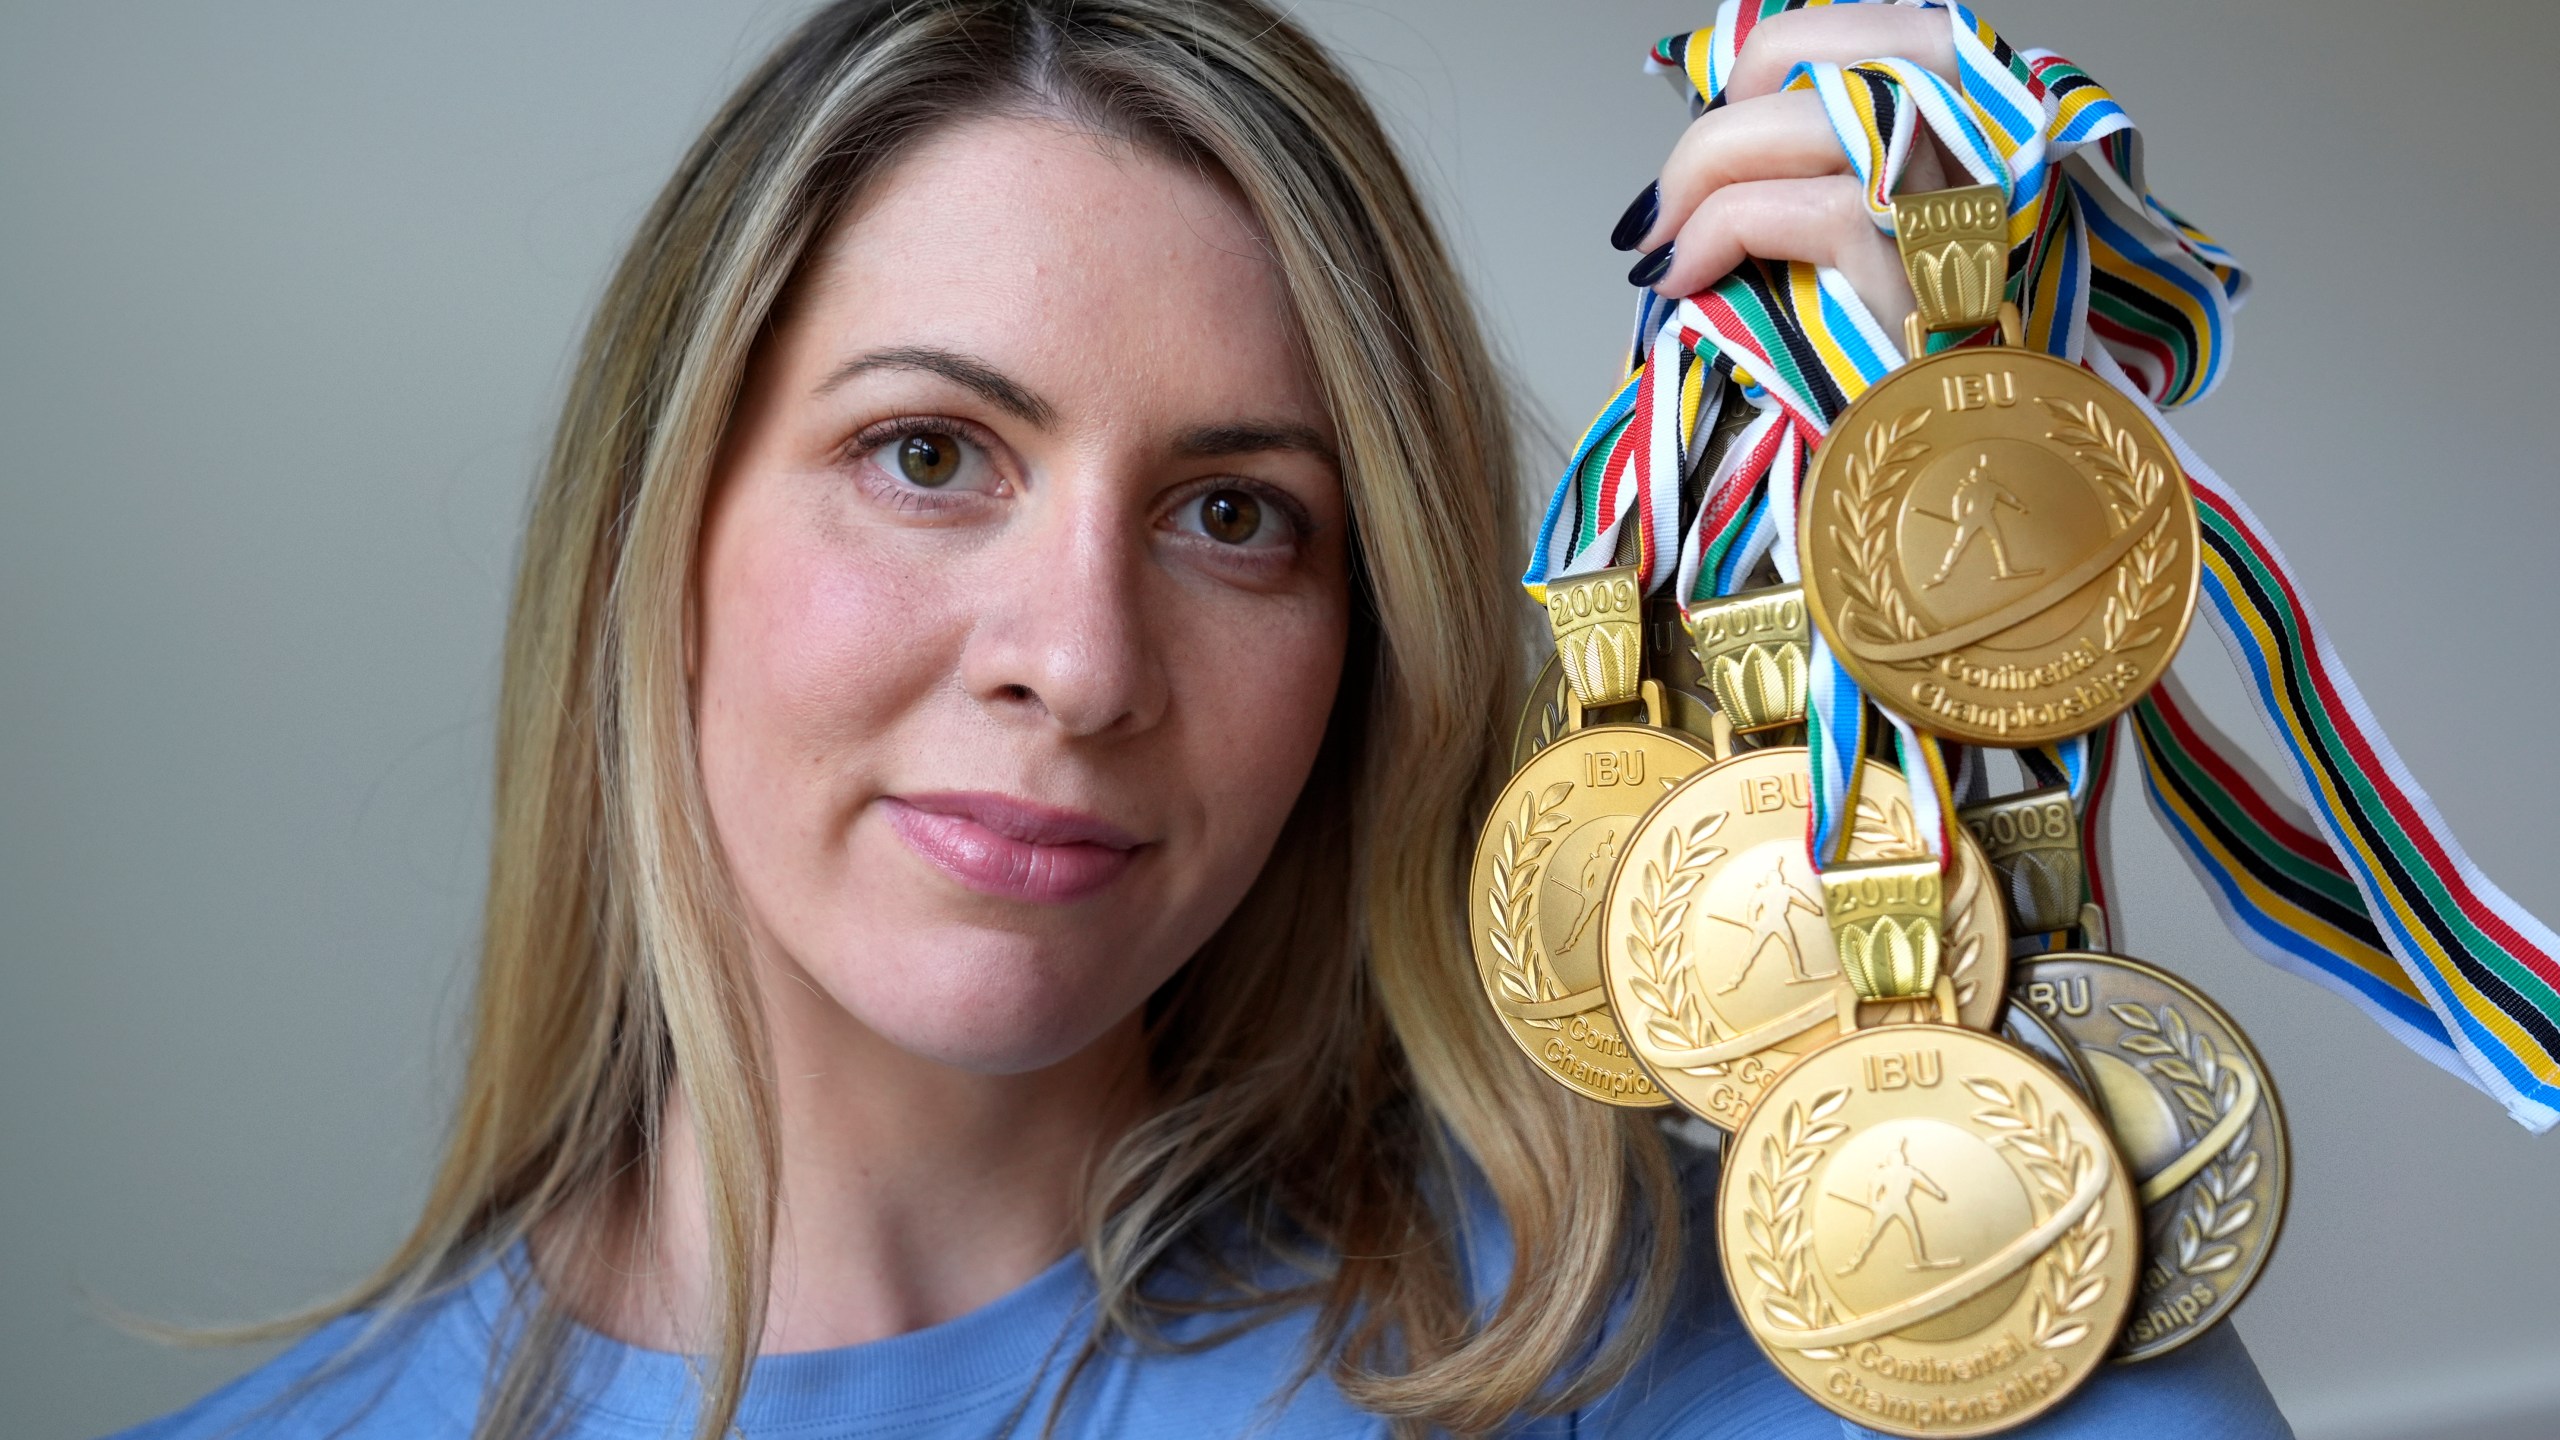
(695, 117), (1350, 1075)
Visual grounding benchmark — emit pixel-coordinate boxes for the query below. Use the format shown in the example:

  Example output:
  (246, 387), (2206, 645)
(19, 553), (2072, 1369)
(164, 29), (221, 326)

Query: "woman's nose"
(959, 488), (1169, 740)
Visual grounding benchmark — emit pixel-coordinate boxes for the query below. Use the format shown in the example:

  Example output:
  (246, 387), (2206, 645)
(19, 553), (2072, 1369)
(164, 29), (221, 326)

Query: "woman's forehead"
(783, 116), (1331, 442)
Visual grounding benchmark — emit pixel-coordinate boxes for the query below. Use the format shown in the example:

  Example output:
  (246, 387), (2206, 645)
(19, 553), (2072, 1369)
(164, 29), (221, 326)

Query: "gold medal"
(1598, 748), (2009, 1128)
(1798, 185), (2200, 746)
(1714, 750), (2135, 1435)
(2008, 952), (2290, 1362)
(1718, 1016), (2140, 1435)
(1473, 566), (1716, 1107)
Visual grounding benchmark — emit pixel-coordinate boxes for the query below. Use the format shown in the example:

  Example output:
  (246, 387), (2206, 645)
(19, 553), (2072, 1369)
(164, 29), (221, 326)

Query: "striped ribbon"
(1523, 299), (1716, 601)
(2128, 679), (2481, 1094)
(2094, 341), (2560, 1129)
(1646, 0), (2242, 405)
(1556, 0), (2560, 1128)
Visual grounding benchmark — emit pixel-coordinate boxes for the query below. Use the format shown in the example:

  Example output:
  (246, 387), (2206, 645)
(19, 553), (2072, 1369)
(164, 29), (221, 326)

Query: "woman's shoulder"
(102, 1278), (492, 1440)
(1569, 1129), (2296, 1439)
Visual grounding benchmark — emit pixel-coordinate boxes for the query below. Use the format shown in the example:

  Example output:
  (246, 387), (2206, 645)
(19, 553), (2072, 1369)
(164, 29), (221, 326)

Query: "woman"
(120, 1), (2291, 1436)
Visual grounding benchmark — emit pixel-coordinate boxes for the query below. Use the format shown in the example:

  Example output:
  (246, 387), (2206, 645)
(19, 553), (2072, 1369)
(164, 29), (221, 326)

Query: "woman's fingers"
(1614, 7), (1976, 329)
(1643, 175), (1916, 337)
(1634, 90), (1851, 254)
(1723, 6), (1957, 103)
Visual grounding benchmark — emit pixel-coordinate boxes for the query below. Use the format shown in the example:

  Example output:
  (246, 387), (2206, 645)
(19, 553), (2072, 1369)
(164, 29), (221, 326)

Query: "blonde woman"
(119, 2), (2290, 1437)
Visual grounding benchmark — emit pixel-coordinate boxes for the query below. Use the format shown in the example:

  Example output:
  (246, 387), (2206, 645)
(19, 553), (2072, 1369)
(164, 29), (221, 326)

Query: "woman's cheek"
(698, 482), (957, 906)
(784, 530), (956, 742)
(1181, 589), (1347, 858)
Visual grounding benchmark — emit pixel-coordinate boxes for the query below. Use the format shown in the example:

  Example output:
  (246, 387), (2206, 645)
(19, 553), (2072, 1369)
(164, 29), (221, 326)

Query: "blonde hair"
(303, 2), (1682, 1435)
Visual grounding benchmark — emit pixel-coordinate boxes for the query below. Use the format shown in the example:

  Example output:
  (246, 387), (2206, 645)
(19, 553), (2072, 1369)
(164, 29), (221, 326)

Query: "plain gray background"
(8, 1), (2559, 1436)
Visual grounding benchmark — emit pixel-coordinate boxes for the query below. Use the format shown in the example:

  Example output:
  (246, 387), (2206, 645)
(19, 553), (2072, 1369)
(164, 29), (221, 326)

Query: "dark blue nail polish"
(1610, 181), (1660, 252)
(1627, 241), (1675, 288)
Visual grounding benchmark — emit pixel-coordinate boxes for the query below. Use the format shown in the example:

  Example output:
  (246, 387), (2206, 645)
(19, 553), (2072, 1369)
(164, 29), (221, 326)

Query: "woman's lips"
(880, 793), (1143, 904)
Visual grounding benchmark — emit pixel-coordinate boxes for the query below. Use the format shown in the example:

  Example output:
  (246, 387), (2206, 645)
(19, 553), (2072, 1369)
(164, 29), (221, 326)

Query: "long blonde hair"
(312, 2), (1682, 1434)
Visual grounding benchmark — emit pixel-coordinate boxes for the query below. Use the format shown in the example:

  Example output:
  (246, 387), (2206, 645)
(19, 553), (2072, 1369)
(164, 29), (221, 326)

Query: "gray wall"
(7, 2), (2557, 1436)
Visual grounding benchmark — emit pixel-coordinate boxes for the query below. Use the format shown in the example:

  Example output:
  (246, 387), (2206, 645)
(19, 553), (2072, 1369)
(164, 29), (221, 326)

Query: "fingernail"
(1627, 241), (1675, 288)
(1610, 181), (1660, 252)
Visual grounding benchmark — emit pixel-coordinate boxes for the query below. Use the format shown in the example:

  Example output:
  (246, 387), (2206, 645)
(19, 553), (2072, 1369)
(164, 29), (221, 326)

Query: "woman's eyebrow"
(812, 345), (1057, 427)
(1174, 422), (1338, 467)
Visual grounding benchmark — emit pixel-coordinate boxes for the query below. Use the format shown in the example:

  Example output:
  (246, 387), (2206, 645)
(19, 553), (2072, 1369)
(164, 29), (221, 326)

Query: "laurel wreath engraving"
(1745, 1075), (2103, 1358)
(1853, 791), (1928, 858)
(2043, 398), (2183, 656)
(1622, 813), (1730, 1060)
(1968, 1076), (2115, 1351)
(1486, 782), (1575, 1028)
(1744, 1088), (1852, 1360)
(1827, 410), (1935, 654)
(2045, 398), (2167, 524)
(2114, 1002), (2260, 1277)
(1617, 781), (1992, 1097)
(1940, 841), (1989, 1013)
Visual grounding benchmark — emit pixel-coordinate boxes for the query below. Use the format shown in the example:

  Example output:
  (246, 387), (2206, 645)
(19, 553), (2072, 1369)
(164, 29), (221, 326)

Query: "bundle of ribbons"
(1522, 0), (2560, 1133)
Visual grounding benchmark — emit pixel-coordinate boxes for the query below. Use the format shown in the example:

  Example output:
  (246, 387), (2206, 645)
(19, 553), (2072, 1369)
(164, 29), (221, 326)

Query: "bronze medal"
(1797, 186), (2200, 746)
(1598, 748), (2009, 1128)
(2008, 952), (2290, 1362)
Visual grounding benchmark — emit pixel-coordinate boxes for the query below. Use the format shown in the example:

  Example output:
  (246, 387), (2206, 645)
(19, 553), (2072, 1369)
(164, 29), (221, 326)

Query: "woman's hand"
(1614, 5), (1962, 337)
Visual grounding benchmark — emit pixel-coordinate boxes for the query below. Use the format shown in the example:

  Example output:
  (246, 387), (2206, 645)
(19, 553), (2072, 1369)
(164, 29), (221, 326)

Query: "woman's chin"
(797, 932), (1158, 1076)
(876, 1006), (1133, 1076)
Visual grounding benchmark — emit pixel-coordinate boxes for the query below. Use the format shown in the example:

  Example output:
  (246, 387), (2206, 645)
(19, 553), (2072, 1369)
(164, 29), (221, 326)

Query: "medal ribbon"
(1604, 0), (2560, 1127)
(1522, 307), (1716, 602)
(2101, 341), (2560, 1129)
(2129, 681), (2480, 1095)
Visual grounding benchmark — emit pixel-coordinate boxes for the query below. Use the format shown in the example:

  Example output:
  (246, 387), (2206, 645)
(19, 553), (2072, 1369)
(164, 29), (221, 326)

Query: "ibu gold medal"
(1473, 566), (1716, 1107)
(2009, 952), (2289, 1362)
(1798, 185), (2200, 746)
(1717, 765), (2135, 1435)
(1597, 748), (2009, 1128)
(1719, 1020), (2139, 1436)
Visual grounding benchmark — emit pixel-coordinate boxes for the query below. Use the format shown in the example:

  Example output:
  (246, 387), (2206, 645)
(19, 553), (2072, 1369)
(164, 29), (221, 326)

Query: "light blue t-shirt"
(113, 1144), (2292, 1440)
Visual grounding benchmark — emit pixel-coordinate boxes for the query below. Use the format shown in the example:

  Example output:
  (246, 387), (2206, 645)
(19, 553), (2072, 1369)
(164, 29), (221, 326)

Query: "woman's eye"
(864, 427), (991, 492)
(1181, 486), (1291, 549)
(896, 433), (958, 486)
